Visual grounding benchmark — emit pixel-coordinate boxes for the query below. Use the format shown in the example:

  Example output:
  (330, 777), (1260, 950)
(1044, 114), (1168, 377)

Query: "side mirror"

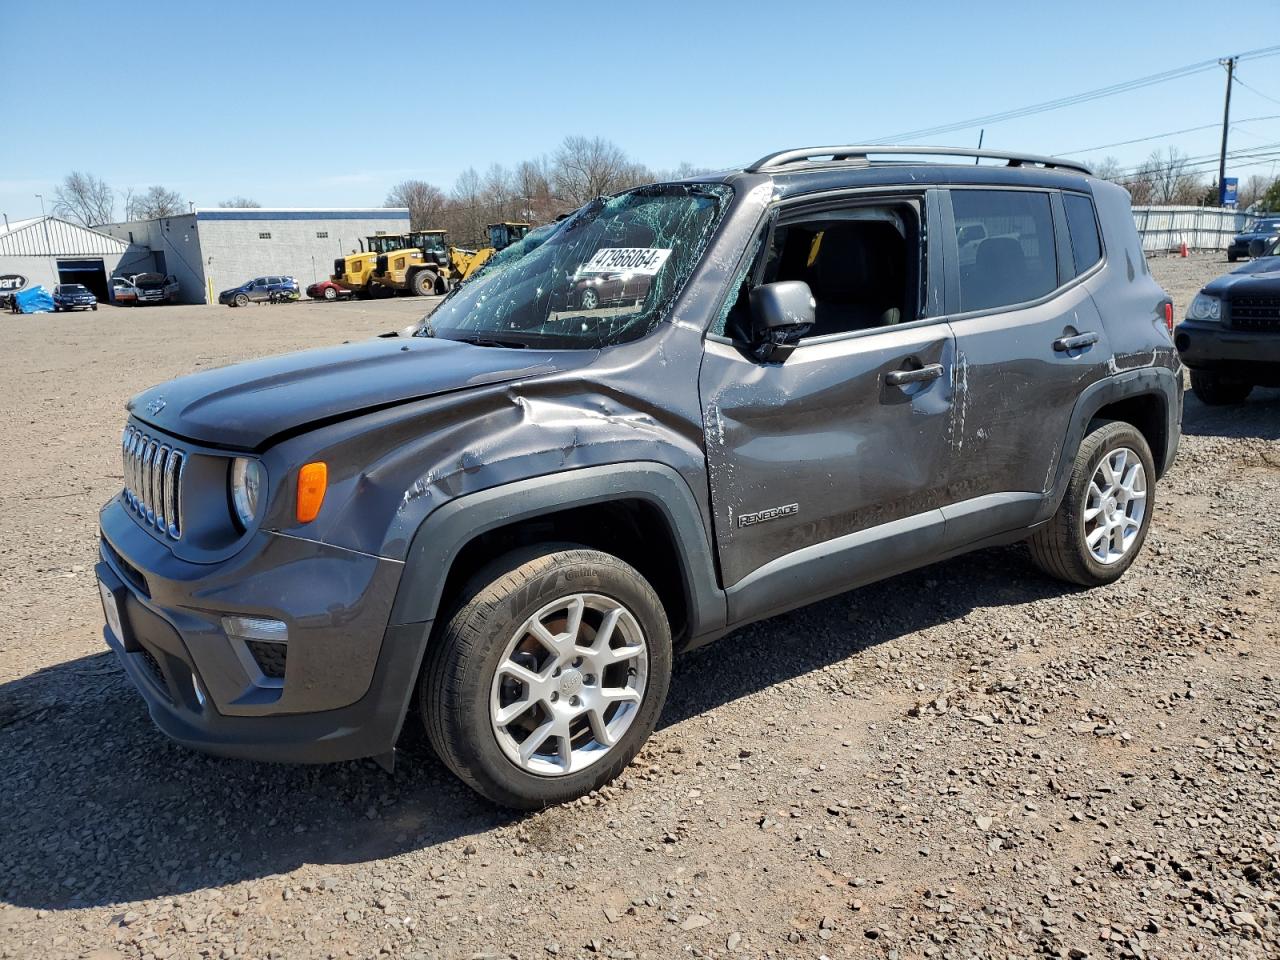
(1249, 238), (1268, 259)
(748, 280), (815, 362)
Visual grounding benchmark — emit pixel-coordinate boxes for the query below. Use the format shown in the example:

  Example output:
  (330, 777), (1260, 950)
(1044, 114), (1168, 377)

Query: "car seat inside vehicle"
(716, 203), (921, 344)
(762, 207), (917, 339)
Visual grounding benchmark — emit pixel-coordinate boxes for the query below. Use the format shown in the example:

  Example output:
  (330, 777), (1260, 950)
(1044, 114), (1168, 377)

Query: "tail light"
(1163, 300), (1174, 333)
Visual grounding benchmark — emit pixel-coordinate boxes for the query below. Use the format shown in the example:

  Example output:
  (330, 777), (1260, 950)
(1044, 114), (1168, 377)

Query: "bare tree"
(1141, 148), (1206, 205)
(129, 185), (185, 220)
(1089, 156), (1123, 182)
(514, 157), (558, 222)
(552, 135), (633, 206)
(218, 196), (261, 208)
(385, 180), (446, 229)
(449, 168), (486, 245)
(53, 171), (115, 226)
(480, 164), (520, 223)
(1237, 175), (1273, 211)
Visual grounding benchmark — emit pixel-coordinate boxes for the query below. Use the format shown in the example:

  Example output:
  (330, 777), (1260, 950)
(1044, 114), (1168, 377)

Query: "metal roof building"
(0, 216), (155, 301)
(97, 207), (410, 304)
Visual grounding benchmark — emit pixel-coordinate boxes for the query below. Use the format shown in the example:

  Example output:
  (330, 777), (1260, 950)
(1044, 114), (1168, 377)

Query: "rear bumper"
(1175, 322), (1280, 368)
(97, 496), (427, 764)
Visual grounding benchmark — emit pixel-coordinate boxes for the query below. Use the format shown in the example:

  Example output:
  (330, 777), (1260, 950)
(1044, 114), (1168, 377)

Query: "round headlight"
(1187, 293), (1221, 322)
(230, 457), (265, 529)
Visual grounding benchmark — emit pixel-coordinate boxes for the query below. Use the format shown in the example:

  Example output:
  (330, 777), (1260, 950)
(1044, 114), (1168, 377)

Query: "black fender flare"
(1037, 365), (1182, 524)
(387, 462), (728, 639)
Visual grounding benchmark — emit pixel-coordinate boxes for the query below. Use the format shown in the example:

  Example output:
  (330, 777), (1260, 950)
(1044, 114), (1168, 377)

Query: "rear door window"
(1063, 193), (1103, 276)
(951, 189), (1058, 312)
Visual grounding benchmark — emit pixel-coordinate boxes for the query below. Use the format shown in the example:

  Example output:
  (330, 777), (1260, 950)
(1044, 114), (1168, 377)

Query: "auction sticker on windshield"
(580, 248), (672, 275)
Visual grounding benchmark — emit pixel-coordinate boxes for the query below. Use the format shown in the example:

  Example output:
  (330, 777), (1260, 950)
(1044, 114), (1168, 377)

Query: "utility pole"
(1218, 56), (1236, 205)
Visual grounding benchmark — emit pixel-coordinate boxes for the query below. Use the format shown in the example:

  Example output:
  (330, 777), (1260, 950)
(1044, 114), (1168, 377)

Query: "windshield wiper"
(450, 334), (531, 349)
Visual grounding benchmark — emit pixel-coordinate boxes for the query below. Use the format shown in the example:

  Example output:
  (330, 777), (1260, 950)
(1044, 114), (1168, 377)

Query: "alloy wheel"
(489, 593), (648, 777)
(1084, 447), (1147, 565)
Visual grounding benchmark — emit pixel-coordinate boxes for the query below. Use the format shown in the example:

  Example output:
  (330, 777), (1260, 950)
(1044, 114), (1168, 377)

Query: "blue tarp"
(14, 286), (54, 313)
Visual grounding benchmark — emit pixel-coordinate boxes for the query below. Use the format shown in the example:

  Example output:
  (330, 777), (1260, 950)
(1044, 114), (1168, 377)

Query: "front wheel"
(1190, 369), (1252, 405)
(1029, 421), (1155, 587)
(1228, 251), (1238, 263)
(233, 293), (249, 307)
(420, 546), (672, 809)
(323, 286), (337, 301)
(411, 271), (438, 296)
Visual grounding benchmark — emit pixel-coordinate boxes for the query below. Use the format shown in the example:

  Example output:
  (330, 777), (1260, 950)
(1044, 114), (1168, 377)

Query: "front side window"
(1063, 193), (1103, 276)
(419, 184), (731, 349)
(713, 200), (924, 341)
(952, 189), (1057, 312)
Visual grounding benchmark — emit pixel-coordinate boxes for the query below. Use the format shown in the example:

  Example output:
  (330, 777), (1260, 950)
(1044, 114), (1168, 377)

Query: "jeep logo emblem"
(145, 396), (167, 416)
(0, 274), (27, 292)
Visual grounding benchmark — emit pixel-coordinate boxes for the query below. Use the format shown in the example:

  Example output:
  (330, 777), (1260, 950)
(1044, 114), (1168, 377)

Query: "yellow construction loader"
(373, 223), (533, 296)
(330, 234), (405, 296)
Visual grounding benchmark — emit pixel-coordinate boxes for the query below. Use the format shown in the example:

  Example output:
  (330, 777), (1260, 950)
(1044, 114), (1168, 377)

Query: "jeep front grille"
(122, 426), (185, 539)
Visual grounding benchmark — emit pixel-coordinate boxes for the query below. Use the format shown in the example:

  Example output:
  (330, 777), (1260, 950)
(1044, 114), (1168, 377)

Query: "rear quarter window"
(952, 189), (1057, 312)
(1063, 193), (1103, 276)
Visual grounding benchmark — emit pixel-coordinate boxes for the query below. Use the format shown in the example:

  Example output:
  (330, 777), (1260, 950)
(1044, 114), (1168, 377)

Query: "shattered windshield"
(417, 183), (731, 349)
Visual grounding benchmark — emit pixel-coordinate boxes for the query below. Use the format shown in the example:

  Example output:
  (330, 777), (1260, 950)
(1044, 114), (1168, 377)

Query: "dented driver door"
(700, 322), (957, 626)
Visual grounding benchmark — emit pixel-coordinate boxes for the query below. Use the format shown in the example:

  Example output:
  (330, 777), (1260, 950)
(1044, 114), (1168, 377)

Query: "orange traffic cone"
(1180, 241), (1188, 258)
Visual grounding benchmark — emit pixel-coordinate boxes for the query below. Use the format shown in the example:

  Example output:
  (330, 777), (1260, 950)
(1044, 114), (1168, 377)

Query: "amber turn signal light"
(296, 462), (327, 523)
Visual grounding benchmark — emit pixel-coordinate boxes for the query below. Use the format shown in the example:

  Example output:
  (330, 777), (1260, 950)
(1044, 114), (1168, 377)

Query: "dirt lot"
(2, 255), (1278, 960)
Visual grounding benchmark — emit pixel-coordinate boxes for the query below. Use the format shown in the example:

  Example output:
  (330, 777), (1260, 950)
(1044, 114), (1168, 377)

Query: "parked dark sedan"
(218, 276), (299, 307)
(52, 283), (98, 311)
(1227, 216), (1280, 262)
(1175, 235), (1280, 403)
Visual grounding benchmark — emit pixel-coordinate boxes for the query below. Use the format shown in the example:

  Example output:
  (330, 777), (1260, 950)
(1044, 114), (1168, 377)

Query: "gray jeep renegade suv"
(97, 145), (1181, 809)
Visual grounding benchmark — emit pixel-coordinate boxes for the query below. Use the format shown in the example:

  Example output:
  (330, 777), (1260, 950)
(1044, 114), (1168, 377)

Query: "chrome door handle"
(1053, 331), (1099, 352)
(885, 363), (944, 386)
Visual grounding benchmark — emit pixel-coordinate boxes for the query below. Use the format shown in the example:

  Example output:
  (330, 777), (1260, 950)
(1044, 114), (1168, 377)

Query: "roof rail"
(745, 145), (1092, 176)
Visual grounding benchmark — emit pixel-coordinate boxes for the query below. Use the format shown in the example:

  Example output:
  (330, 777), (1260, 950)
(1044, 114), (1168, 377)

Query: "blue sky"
(2, 0), (1277, 220)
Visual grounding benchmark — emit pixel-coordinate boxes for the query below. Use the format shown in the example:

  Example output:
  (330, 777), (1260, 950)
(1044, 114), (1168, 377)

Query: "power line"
(867, 45), (1280, 144)
(1058, 115), (1280, 156)
(1234, 74), (1280, 107)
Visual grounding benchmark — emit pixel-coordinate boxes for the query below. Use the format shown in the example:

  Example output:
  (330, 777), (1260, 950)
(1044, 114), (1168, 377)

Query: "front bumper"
(97, 495), (428, 764)
(1175, 321), (1280, 369)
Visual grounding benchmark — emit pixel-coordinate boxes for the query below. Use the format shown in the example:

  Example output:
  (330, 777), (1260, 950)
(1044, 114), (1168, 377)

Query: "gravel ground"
(2, 255), (1278, 960)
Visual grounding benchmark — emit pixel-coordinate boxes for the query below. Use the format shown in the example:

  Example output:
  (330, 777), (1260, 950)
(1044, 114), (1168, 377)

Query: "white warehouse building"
(0, 216), (156, 301)
(97, 207), (410, 304)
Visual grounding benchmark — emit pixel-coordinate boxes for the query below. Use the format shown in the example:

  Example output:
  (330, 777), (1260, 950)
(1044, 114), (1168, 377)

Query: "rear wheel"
(420, 546), (672, 809)
(1029, 421), (1155, 587)
(1190, 369), (1252, 405)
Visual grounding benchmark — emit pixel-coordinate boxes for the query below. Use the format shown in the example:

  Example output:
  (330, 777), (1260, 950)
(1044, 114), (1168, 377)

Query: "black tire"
(323, 286), (337, 301)
(1190, 369), (1253, 405)
(1228, 251), (1238, 263)
(420, 546), (672, 809)
(234, 293), (248, 308)
(1028, 420), (1156, 587)
(411, 271), (437, 296)
(91, 304), (97, 311)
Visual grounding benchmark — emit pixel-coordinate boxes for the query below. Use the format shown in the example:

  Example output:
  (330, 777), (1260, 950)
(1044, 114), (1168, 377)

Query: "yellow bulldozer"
(373, 222), (532, 296)
(331, 234), (405, 296)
